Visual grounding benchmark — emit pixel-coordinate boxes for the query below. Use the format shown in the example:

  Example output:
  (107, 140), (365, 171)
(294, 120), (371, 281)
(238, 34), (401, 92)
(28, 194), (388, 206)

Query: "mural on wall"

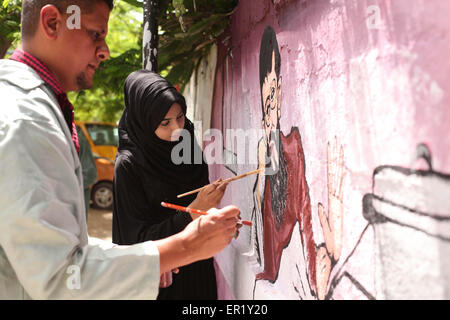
(244, 26), (346, 300)
(202, 0), (450, 300)
(221, 49), (238, 175)
(183, 44), (218, 134)
(362, 144), (450, 299)
(324, 223), (375, 300)
(317, 144), (450, 300)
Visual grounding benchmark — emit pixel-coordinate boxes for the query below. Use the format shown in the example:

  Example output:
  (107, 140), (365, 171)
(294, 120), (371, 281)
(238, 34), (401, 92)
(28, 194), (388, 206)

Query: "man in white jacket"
(0, 0), (240, 299)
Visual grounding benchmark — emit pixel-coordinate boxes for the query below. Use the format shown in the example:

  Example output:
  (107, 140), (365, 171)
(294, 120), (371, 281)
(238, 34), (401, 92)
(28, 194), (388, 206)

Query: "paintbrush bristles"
(176, 168), (263, 198)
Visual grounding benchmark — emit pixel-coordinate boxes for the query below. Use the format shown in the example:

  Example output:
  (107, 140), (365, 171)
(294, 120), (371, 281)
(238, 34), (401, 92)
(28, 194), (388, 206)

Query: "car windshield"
(85, 124), (118, 146)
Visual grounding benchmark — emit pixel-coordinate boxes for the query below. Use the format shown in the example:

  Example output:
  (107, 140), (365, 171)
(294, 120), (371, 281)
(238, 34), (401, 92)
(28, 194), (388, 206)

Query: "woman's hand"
(188, 179), (228, 216)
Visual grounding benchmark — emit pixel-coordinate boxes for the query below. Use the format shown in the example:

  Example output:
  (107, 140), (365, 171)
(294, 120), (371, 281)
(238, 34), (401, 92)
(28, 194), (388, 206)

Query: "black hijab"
(114, 71), (217, 300)
(118, 70), (209, 200)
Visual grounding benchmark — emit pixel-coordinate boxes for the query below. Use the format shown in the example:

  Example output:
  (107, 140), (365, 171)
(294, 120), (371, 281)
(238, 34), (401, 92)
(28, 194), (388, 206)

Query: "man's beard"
(76, 72), (93, 90)
(266, 129), (288, 228)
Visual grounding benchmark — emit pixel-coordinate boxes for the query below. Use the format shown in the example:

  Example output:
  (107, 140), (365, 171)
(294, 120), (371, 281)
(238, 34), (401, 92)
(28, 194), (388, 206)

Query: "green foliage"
(1, 0), (239, 122)
(0, 0), (21, 57)
(0, 0), (21, 38)
(74, 0), (238, 122)
(158, 0), (238, 90)
(70, 0), (143, 122)
(172, 0), (187, 32)
(121, 0), (144, 7)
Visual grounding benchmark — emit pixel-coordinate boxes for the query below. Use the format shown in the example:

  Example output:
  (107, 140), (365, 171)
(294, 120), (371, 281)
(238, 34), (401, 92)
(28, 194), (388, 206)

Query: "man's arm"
(0, 111), (160, 299)
(0, 95), (238, 299)
(156, 206), (240, 274)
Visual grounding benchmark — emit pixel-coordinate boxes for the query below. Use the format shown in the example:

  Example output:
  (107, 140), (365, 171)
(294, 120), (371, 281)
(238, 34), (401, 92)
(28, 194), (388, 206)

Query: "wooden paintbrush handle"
(177, 168), (263, 198)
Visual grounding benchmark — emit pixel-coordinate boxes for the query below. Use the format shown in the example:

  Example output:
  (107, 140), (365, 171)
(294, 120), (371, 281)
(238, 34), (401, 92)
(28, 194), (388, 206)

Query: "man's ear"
(277, 75), (282, 119)
(40, 5), (63, 40)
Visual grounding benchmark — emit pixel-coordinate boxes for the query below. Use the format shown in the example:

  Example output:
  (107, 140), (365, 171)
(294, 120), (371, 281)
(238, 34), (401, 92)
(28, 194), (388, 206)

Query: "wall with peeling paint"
(183, 0), (450, 299)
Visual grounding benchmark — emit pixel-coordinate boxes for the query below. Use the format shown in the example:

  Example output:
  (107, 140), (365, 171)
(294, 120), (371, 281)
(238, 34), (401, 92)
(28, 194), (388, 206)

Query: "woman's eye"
(177, 114), (184, 120)
(160, 121), (170, 127)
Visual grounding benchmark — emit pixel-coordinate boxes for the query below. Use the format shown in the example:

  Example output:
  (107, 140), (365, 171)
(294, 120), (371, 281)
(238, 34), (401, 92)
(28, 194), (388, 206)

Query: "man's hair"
(21, 0), (114, 40)
(259, 25), (281, 111)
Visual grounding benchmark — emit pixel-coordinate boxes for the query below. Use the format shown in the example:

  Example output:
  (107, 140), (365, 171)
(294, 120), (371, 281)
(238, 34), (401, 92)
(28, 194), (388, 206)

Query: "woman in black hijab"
(113, 70), (227, 300)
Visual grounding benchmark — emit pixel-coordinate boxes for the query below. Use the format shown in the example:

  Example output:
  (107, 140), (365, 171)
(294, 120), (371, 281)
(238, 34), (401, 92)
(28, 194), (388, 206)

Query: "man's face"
(56, 2), (110, 91)
(261, 52), (281, 147)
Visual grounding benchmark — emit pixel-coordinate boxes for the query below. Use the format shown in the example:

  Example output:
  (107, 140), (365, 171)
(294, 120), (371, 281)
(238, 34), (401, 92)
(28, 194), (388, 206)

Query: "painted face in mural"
(262, 52), (282, 146)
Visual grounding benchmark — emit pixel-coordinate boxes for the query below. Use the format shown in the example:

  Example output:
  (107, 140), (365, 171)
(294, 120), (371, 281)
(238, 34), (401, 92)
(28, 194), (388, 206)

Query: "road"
(87, 208), (113, 242)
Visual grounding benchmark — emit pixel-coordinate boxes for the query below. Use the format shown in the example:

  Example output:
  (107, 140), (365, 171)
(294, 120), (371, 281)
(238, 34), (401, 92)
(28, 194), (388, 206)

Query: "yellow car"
(76, 121), (118, 162)
(76, 121), (118, 210)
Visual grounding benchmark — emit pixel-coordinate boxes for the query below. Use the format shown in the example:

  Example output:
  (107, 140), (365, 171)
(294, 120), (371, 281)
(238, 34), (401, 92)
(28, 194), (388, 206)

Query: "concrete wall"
(184, 0), (450, 299)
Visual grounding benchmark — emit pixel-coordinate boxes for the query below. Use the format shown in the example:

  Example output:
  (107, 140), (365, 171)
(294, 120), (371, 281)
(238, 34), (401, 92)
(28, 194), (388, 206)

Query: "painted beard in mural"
(266, 128), (288, 228)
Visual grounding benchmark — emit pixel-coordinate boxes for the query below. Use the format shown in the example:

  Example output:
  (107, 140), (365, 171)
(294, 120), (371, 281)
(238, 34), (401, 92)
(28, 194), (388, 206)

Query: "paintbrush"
(161, 202), (252, 227)
(176, 168), (263, 199)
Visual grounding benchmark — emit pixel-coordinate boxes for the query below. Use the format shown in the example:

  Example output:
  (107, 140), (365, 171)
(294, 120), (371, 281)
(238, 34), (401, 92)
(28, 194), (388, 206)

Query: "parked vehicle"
(76, 121), (118, 210)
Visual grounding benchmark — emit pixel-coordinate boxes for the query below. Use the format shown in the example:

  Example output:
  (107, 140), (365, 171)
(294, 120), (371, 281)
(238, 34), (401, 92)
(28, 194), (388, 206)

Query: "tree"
(1, 0), (239, 122)
(75, 0), (238, 122)
(157, 0), (238, 91)
(0, 0), (21, 58)
(143, 0), (159, 71)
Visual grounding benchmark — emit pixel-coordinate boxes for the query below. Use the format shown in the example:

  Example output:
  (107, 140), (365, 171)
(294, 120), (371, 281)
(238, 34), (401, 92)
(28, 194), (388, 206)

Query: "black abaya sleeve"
(112, 157), (193, 245)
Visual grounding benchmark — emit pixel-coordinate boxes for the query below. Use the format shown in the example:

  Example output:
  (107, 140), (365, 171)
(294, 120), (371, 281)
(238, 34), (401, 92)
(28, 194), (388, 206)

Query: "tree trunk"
(143, 0), (159, 72)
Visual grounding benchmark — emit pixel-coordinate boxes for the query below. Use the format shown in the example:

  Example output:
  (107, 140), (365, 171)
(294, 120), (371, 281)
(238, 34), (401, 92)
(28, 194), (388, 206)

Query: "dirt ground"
(87, 207), (113, 242)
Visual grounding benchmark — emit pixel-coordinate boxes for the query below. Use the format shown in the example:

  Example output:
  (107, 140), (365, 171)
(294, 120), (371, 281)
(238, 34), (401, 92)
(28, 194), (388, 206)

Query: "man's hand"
(182, 206), (239, 256)
(156, 205), (240, 274)
(316, 137), (346, 299)
(318, 137), (345, 262)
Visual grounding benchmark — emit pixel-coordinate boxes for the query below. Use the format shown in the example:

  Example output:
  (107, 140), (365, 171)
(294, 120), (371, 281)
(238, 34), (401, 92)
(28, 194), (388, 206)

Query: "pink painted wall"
(206, 0), (450, 299)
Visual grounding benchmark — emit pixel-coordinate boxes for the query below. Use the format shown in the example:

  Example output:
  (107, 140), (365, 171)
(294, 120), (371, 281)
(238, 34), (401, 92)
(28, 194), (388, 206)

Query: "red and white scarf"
(10, 49), (79, 153)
